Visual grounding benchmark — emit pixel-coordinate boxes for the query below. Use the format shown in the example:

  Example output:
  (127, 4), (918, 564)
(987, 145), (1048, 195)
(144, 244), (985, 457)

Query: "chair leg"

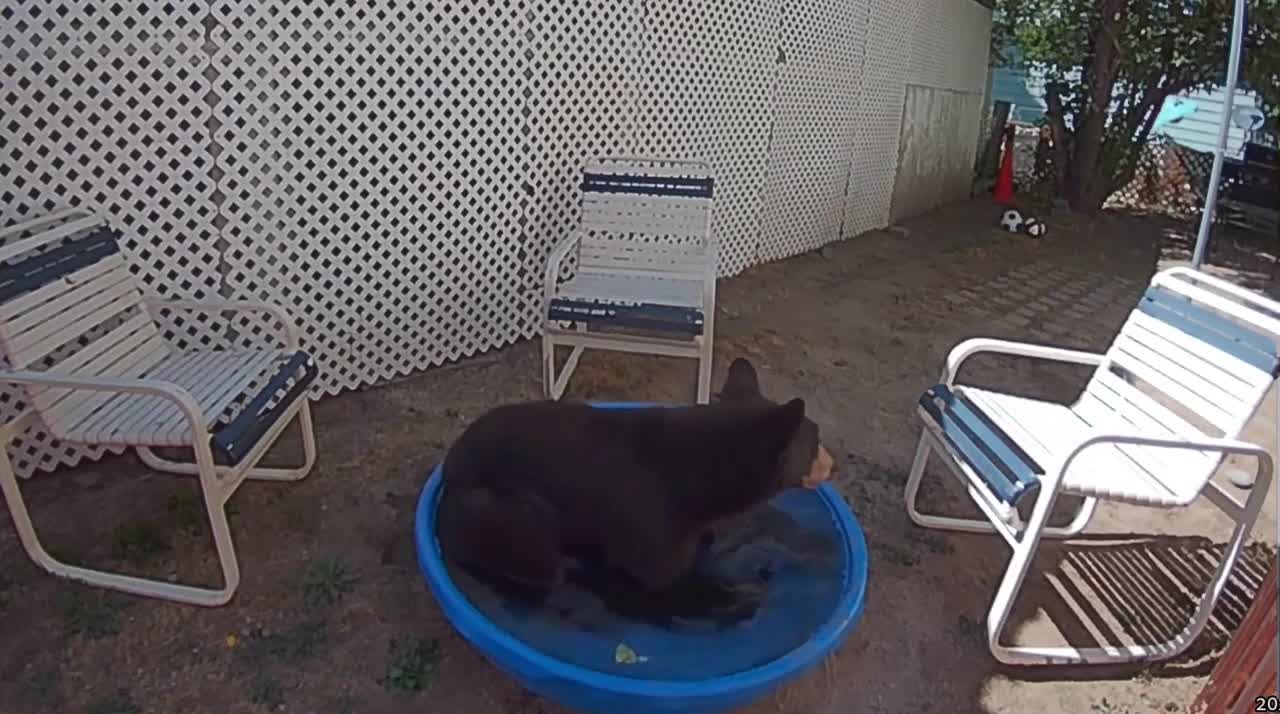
(905, 430), (1097, 538)
(905, 432), (1000, 534)
(543, 324), (585, 401)
(987, 464), (1271, 665)
(695, 336), (713, 405)
(542, 331), (557, 400)
(0, 438), (241, 607)
(136, 400), (317, 483)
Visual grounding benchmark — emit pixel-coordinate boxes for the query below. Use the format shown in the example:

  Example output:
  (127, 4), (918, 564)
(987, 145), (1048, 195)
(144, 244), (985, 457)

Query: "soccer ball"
(999, 209), (1025, 232)
(1023, 217), (1048, 238)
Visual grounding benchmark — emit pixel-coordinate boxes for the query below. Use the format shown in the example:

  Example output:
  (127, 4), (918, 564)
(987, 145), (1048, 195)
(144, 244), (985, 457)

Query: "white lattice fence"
(209, 1), (532, 395)
(841, 0), (991, 237)
(758, 0), (869, 263)
(626, 0), (781, 277)
(519, 0), (642, 302)
(1, 0), (992, 477)
(906, 0), (992, 96)
(840, 0), (920, 239)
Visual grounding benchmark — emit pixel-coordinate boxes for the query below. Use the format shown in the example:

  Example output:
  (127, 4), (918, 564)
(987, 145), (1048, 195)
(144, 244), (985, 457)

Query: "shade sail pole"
(1191, 0), (1248, 269)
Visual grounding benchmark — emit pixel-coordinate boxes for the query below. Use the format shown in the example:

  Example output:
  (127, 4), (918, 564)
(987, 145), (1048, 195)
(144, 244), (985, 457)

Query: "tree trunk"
(1065, 0), (1129, 214)
(1043, 82), (1072, 197)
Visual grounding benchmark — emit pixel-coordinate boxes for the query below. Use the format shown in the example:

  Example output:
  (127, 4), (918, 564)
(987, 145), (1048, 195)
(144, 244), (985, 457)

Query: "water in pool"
(446, 488), (844, 680)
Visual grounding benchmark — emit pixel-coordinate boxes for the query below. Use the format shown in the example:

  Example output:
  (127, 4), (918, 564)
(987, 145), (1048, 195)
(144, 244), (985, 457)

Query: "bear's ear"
(720, 358), (761, 401)
(764, 398), (807, 441)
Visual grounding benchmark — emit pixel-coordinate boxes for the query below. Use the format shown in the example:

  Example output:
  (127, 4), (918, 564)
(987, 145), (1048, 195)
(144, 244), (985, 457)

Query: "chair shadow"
(1004, 533), (1275, 682)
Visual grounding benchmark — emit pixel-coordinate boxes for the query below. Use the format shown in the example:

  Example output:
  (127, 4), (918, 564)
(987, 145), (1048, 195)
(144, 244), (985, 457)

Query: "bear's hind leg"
(437, 486), (564, 596)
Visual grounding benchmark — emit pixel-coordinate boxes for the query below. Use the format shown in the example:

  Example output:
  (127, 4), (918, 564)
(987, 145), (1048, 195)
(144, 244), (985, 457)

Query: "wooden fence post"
(1192, 557), (1278, 713)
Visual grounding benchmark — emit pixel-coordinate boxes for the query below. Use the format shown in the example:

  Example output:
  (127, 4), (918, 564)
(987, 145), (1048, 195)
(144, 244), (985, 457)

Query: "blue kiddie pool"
(414, 402), (869, 714)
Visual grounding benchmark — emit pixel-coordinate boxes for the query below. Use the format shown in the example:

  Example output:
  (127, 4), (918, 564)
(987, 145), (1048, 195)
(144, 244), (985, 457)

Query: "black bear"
(435, 357), (835, 600)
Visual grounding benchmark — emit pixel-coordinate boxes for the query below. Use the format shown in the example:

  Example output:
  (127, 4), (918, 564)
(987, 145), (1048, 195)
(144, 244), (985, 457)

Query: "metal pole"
(1191, 0), (1248, 269)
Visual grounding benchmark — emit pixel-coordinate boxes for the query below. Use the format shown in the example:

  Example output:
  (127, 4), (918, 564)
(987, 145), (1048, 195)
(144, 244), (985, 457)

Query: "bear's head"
(717, 357), (835, 490)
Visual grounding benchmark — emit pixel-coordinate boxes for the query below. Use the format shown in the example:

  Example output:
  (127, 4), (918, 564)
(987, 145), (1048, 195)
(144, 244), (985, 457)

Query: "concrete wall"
(891, 86), (985, 222)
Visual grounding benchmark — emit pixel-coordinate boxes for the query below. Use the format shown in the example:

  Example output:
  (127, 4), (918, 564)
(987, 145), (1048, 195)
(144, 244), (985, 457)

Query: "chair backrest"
(0, 210), (170, 429)
(576, 157), (715, 277)
(1078, 267), (1280, 441)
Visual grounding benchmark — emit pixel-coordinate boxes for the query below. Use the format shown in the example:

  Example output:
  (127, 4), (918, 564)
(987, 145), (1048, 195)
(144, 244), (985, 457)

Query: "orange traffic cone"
(993, 127), (1016, 205)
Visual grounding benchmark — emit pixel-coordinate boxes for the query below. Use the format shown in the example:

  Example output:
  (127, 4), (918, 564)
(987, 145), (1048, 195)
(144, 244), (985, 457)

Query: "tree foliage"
(994, 0), (1280, 212)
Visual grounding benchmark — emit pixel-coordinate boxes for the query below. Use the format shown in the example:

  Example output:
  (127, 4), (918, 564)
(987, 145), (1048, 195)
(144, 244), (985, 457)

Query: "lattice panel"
(518, 0), (642, 309)
(0, 2), (226, 478)
(626, 0), (780, 277)
(0, 0), (996, 479)
(756, 0), (870, 263)
(907, 0), (992, 95)
(841, 0), (921, 239)
(209, 1), (531, 395)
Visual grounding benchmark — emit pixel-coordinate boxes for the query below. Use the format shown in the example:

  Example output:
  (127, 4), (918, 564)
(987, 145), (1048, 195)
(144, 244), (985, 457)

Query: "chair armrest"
(543, 230), (585, 308)
(0, 370), (208, 440)
(1060, 431), (1273, 495)
(1070, 431), (1269, 459)
(943, 337), (1106, 385)
(144, 298), (300, 350)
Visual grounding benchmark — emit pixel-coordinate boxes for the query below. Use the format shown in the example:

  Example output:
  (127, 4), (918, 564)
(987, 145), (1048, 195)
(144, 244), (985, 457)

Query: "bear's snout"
(802, 444), (834, 488)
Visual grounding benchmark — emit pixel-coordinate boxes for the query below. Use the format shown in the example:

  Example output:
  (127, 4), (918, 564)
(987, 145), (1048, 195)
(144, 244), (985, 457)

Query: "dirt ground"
(2, 199), (1277, 714)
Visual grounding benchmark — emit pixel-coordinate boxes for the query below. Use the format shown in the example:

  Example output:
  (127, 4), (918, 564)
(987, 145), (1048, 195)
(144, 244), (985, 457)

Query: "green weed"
(110, 521), (171, 565)
(874, 541), (919, 568)
(237, 618), (329, 667)
(953, 614), (984, 643)
(300, 556), (359, 609)
(62, 589), (130, 639)
(381, 636), (440, 695)
(167, 490), (204, 532)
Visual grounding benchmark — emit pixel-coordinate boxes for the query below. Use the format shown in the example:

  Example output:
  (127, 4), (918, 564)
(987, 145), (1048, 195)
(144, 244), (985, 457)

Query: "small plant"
(237, 618), (329, 666)
(87, 688), (141, 714)
(300, 556), (359, 609)
(906, 528), (955, 556)
(953, 614), (984, 643)
(381, 636), (440, 695)
(248, 674), (286, 709)
(110, 521), (171, 565)
(167, 490), (203, 532)
(874, 541), (918, 568)
(62, 589), (130, 639)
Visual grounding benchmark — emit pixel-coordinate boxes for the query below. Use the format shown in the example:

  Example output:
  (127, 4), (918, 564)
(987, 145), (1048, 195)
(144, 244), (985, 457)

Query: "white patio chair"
(0, 210), (317, 607)
(905, 266), (1276, 665)
(542, 157), (718, 404)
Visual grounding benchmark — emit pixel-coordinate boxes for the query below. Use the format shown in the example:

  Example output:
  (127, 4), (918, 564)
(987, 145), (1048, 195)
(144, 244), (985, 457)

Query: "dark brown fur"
(435, 358), (831, 597)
